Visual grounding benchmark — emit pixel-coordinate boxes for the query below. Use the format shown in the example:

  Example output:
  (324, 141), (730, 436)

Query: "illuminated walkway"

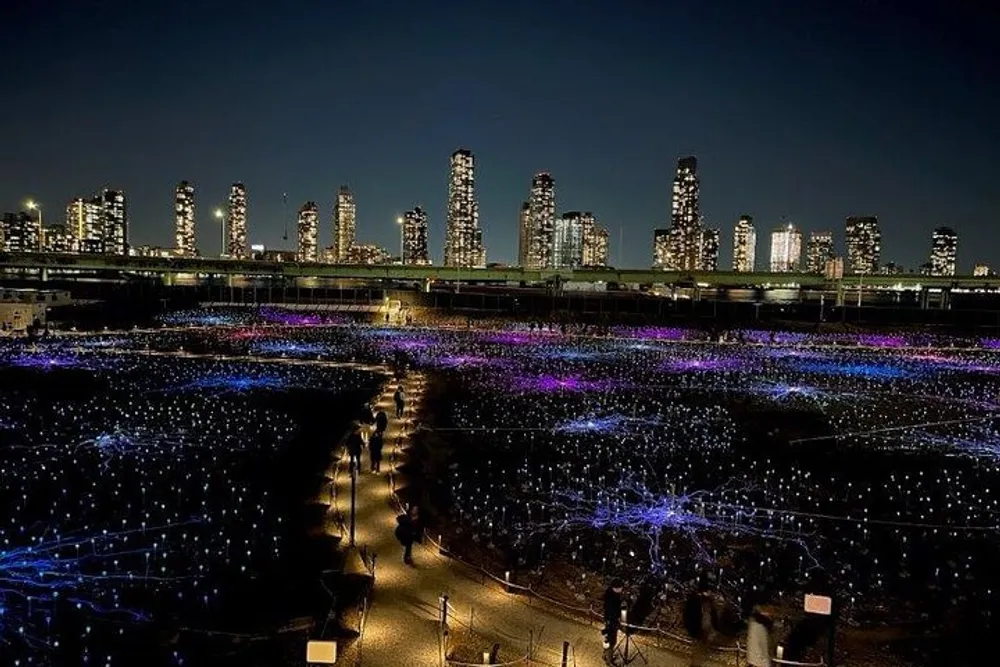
(332, 373), (706, 667)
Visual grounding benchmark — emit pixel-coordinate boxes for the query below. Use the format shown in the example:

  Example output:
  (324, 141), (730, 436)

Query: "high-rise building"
(1, 212), (40, 252)
(732, 215), (756, 272)
(845, 216), (881, 274)
(653, 228), (672, 268)
(929, 226), (958, 277)
(174, 181), (196, 257)
(581, 213), (609, 267)
(66, 197), (101, 253)
(227, 183), (247, 259)
(667, 156), (701, 270)
(402, 206), (430, 265)
(527, 173), (555, 268)
(770, 223), (802, 272)
(346, 243), (391, 265)
(517, 202), (531, 267)
(699, 228), (720, 271)
(806, 231), (835, 274)
(552, 212), (585, 269)
(65, 190), (127, 254)
(332, 186), (356, 262)
(43, 224), (75, 253)
(100, 189), (127, 255)
(297, 202), (319, 263)
(444, 149), (485, 268)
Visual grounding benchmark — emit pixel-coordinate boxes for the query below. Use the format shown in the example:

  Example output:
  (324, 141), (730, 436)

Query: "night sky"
(3, 0), (997, 270)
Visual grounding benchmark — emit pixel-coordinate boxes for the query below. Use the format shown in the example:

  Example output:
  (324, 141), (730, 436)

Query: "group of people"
(601, 578), (781, 667)
(343, 384), (424, 566)
(346, 385), (406, 475)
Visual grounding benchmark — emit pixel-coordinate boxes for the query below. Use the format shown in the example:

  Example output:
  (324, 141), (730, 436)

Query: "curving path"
(331, 370), (725, 667)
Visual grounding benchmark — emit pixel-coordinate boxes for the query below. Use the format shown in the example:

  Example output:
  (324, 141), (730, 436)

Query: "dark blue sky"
(3, 0), (997, 270)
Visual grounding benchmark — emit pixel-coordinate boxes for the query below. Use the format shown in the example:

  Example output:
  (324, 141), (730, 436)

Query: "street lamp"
(396, 215), (405, 265)
(214, 208), (226, 258)
(26, 200), (43, 251)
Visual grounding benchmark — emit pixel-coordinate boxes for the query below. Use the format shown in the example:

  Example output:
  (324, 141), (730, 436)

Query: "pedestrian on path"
(374, 407), (389, 434)
(684, 577), (720, 667)
(359, 402), (376, 442)
(393, 386), (406, 419)
(369, 429), (384, 473)
(394, 505), (423, 565)
(746, 605), (776, 667)
(602, 579), (624, 665)
(346, 424), (364, 474)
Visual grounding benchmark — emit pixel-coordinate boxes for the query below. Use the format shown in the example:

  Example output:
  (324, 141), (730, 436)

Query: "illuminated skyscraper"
(666, 156), (701, 270)
(1, 212), (39, 252)
(769, 223), (802, 272)
(43, 225), (75, 253)
(402, 206), (430, 265)
(444, 149), (485, 268)
(227, 183), (247, 259)
(174, 181), (196, 257)
(552, 212), (584, 268)
(732, 215), (756, 272)
(64, 190), (126, 254)
(805, 231), (834, 274)
(845, 216), (881, 274)
(517, 201), (531, 267)
(332, 186), (356, 262)
(66, 197), (102, 253)
(527, 172), (555, 268)
(699, 227), (720, 271)
(653, 228), (672, 268)
(581, 213), (609, 267)
(929, 226), (958, 277)
(297, 201), (319, 263)
(100, 189), (127, 255)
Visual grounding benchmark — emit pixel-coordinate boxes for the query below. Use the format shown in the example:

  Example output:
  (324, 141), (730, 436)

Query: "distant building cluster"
(516, 172), (609, 270)
(648, 156), (972, 277)
(0, 149), (980, 275)
(1, 190), (126, 255)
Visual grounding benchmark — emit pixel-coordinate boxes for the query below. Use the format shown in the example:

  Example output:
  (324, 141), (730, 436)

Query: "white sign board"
(306, 640), (337, 664)
(804, 594), (832, 616)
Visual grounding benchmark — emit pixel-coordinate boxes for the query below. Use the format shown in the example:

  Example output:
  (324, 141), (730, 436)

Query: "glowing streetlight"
(26, 200), (43, 251)
(214, 208), (226, 258)
(396, 215), (405, 265)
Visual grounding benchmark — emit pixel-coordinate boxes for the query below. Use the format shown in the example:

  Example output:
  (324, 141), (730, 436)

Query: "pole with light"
(214, 209), (226, 258)
(396, 215), (405, 265)
(26, 200), (43, 251)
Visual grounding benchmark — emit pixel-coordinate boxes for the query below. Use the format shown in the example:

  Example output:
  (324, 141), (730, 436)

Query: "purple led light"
(856, 334), (907, 348)
(481, 331), (540, 345)
(620, 326), (689, 341)
(512, 374), (617, 393)
(6, 352), (86, 369)
(660, 357), (742, 373)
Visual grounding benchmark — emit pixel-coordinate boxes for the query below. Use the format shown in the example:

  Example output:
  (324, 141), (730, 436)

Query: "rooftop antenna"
(282, 192), (289, 241)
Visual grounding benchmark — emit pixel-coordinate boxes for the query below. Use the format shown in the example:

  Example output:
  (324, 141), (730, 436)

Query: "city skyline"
(2, 2), (997, 270)
(0, 153), (989, 275)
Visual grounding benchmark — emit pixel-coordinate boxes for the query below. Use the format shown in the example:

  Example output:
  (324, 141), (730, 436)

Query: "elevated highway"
(1, 252), (997, 293)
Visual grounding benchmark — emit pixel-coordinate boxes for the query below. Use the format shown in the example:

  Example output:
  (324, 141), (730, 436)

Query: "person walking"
(345, 424), (364, 475)
(393, 386), (405, 419)
(394, 505), (422, 565)
(374, 407), (389, 435)
(602, 579), (624, 665)
(369, 429), (384, 474)
(746, 605), (776, 667)
(684, 579), (719, 667)
(358, 402), (375, 442)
